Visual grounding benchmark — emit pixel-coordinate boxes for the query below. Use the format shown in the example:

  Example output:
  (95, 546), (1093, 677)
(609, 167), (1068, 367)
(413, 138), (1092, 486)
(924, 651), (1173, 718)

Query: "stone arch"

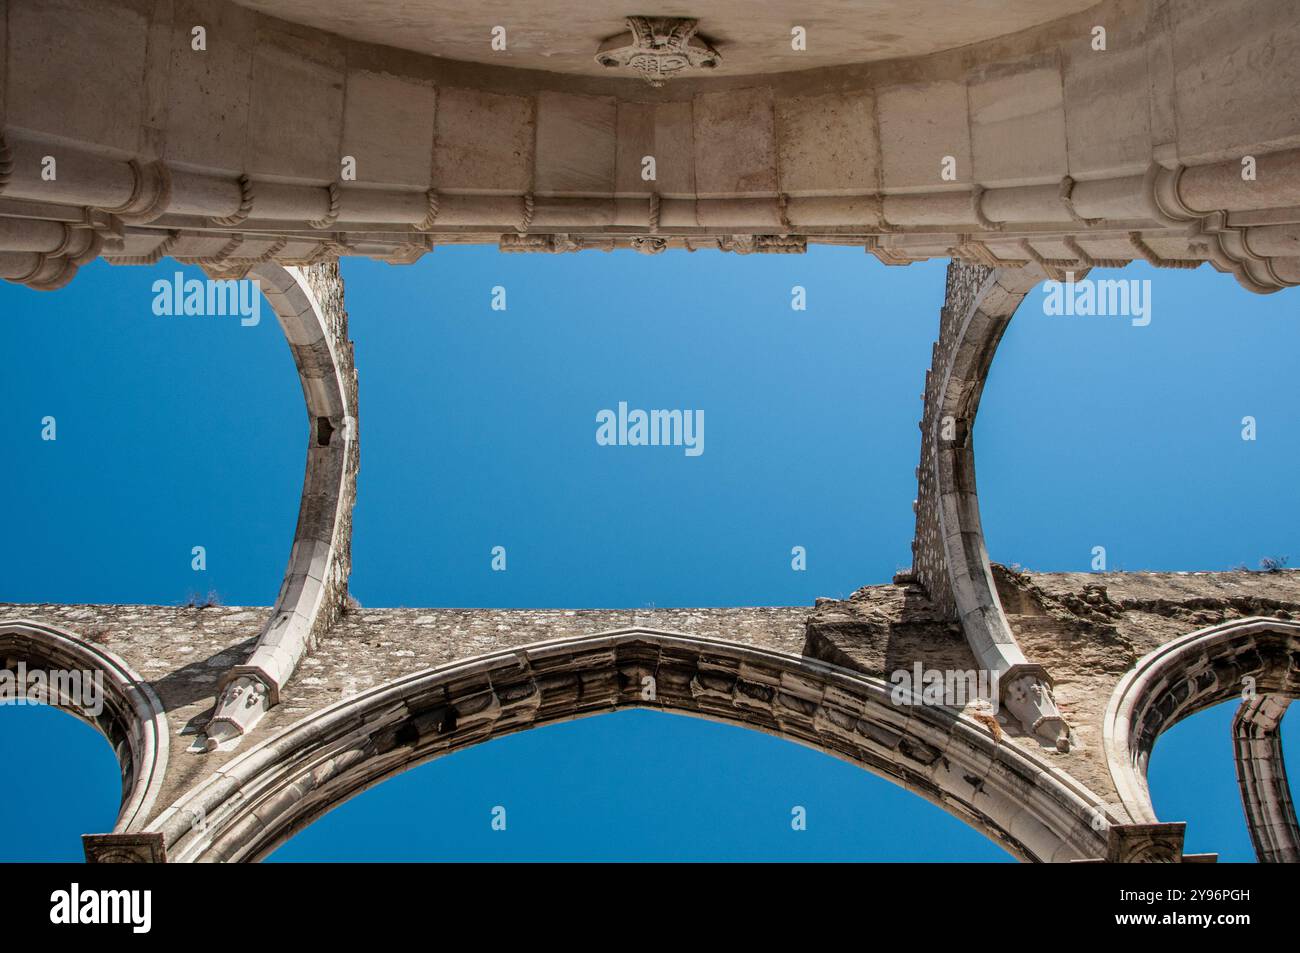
(148, 630), (1110, 863)
(1233, 694), (1298, 862)
(0, 619), (170, 835)
(911, 261), (1073, 747)
(1102, 616), (1300, 859)
(910, 258), (1299, 751)
(203, 262), (358, 749)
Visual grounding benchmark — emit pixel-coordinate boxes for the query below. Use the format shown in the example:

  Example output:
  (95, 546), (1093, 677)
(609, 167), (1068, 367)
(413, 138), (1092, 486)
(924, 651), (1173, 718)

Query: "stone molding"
(3, 0), (1300, 291)
(83, 831), (167, 864)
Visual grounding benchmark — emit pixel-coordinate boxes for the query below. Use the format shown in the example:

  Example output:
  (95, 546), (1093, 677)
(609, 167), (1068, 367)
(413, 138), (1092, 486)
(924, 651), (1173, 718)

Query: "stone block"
(165, 0), (256, 171)
(431, 87), (533, 193)
(1061, 32), (1151, 178)
(969, 61), (1067, 186)
(693, 87), (778, 196)
(247, 21), (347, 182)
(534, 91), (617, 195)
(341, 69), (437, 189)
(1171, 0), (1300, 161)
(776, 90), (878, 194)
(616, 101), (696, 196)
(877, 80), (971, 191)
(7, 0), (151, 154)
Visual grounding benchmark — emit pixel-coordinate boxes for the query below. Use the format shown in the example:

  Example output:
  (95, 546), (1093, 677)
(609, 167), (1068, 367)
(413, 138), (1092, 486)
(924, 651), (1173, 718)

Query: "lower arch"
(151, 630), (1108, 863)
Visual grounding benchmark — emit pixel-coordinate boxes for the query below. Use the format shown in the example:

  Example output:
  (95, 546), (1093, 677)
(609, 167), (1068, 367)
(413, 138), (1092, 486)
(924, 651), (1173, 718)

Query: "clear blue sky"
(0, 247), (1294, 860)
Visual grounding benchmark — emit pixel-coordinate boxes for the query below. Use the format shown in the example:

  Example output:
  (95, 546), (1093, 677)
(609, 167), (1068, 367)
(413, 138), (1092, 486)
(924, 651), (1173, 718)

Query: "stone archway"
(1102, 616), (1300, 859)
(0, 619), (170, 854)
(148, 630), (1110, 863)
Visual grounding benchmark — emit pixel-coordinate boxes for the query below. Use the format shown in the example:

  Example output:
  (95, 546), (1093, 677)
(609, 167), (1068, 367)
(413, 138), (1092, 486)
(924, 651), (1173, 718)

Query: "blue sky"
(0, 247), (1295, 860)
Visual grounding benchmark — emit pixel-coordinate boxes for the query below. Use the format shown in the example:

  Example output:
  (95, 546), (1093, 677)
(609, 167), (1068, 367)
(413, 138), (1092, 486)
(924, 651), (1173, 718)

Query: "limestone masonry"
(2, 0), (1299, 862)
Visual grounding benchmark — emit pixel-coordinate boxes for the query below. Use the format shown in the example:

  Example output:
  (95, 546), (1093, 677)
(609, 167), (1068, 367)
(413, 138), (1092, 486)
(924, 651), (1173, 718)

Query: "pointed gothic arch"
(146, 629), (1111, 863)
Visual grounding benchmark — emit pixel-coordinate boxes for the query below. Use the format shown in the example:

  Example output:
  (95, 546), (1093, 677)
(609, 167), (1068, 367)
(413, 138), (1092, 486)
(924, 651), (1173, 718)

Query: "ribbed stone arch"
(0, 619), (170, 835)
(202, 262), (359, 749)
(911, 261), (1074, 748)
(147, 630), (1110, 863)
(1102, 617), (1300, 859)
(1233, 694), (1299, 862)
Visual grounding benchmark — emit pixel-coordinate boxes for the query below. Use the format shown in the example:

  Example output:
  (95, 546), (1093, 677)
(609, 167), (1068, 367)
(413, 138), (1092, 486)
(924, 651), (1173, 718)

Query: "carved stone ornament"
(595, 17), (721, 86)
(205, 673), (271, 750)
(83, 832), (168, 864)
(1105, 823), (1186, 863)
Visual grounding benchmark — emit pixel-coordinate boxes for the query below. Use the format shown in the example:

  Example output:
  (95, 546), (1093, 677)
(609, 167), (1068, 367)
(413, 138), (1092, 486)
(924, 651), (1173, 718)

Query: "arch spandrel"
(3, 0), (1300, 865)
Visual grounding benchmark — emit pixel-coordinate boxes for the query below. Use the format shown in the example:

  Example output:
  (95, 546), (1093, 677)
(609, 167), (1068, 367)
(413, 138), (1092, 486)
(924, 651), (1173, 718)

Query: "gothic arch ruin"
(1, 0), (1298, 861)
(147, 630), (1111, 863)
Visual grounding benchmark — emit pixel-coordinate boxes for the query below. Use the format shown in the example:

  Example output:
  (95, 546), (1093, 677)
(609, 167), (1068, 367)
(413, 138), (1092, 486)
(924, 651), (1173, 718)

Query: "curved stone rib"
(0, 619), (170, 836)
(1233, 694), (1300, 862)
(149, 630), (1109, 863)
(205, 262), (357, 749)
(1102, 617), (1300, 826)
(912, 260), (1070, 749)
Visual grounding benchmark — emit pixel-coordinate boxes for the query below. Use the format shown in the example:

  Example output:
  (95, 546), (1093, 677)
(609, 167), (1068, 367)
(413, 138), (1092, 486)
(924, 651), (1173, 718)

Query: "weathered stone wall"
(6, 568), (1299, 840)
(0, 602), (807, 817)
(807, 567), (1300, 810)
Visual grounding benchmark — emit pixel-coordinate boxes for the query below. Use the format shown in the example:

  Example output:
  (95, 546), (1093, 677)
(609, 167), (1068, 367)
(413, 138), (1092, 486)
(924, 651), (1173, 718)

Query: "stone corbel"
(1001, 663), (1068, 751)
(83, 831), (168, 864)
(205, 668), (275, 750)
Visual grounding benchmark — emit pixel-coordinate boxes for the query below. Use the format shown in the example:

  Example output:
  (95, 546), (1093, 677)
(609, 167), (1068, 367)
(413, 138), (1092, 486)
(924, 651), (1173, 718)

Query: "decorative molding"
(308, 182), (341, 229)
(1103, 617), (1300, 826)
(414, 188), (440, 231)
(83, 832), (168, 864)
(594, 17), (720, 87)
(98, 159), (171, 224)
(210, 174), (254, 227)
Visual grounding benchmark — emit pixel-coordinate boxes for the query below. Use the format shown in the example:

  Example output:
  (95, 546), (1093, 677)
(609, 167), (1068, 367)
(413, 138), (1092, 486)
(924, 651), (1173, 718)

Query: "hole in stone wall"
(316, 416), (334, 447)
